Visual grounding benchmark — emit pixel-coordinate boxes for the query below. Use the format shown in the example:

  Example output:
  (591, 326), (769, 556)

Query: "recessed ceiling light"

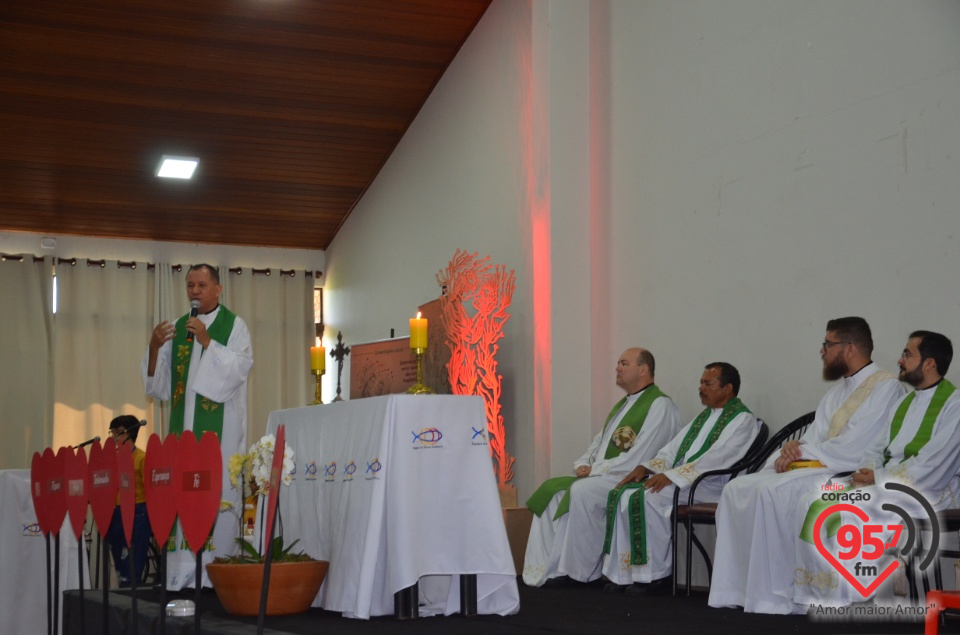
(157, 156), (199, 179)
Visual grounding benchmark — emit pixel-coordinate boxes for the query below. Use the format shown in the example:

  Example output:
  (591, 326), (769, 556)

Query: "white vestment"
(522, 389), (681, 586)
(793, 384), (960, 608)
(708, 362), (905, 614)
(601, 408), (759, 585)
(142, 306), (253, 590)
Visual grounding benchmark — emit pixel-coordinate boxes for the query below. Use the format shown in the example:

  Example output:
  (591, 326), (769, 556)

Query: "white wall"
(321, 0), (960, 499)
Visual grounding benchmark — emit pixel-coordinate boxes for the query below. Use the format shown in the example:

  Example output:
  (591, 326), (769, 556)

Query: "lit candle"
(409, 312), (428, 349)
(310, 337), (326, 372)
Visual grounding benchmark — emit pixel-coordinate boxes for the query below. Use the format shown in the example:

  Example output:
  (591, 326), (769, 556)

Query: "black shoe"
(603, 582), (629, 594)
(542, 575), (575, 588)
(625, 576), (672, 596)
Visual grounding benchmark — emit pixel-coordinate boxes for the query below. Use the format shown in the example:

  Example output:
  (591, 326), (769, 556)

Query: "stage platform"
(61, 579), (941, 635)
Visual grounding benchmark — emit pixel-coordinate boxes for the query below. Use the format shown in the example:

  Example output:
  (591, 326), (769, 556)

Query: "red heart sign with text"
(64, 446), (89, 540)
(44, 448), (68, 537)
(30, 452), (49, 536)
(176, 431), (222, 556)
(813, 503), (900, 597)
(144, 433), (180, 546)
(87, 439), (118, 539)
(116, 439), (136, 546)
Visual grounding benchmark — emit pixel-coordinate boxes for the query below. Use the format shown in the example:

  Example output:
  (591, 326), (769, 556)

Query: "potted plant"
(206, 434), (328, 616)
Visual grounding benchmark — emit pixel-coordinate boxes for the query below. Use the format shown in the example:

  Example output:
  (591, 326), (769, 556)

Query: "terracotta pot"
(206, 560), (328, 616)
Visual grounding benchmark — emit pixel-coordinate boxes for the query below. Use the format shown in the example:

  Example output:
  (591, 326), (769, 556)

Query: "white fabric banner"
(0, 470), (87, 635)
(266, 394), (519, 619)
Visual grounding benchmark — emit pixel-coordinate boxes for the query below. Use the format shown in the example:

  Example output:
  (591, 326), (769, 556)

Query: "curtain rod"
(1, 254), (322, 278)
(47, 257), (320, 277)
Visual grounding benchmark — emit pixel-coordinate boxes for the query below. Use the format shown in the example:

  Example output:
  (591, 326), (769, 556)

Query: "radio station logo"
(412, 427), (443, 449)
(810, 481), (938, 599)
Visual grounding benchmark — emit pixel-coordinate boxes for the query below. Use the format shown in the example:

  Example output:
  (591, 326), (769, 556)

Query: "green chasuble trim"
(601, 398), (750, 565)
(168, 304), (238, 438)
(672, 398), (750, 468)
(525, 385), (668, 520)
(800, 380), (956, 544)
(602, 483), (648, 564)
(883, 380), (955, 466)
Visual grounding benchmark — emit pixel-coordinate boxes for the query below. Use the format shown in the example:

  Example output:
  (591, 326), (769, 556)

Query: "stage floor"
(62, 579), (936, 635)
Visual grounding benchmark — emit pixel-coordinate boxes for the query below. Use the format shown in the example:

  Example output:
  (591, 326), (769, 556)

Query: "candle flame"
(315, 337), (321, 347)
(416, 311), (422, 319)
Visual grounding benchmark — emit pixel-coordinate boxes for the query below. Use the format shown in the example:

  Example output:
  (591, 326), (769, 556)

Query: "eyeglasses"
(821, 340), (849, 350)
(108, 429), (127, 437)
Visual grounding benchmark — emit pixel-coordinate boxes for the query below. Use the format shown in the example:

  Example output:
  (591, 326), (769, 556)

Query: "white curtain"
(147, 263), (186, 437)
(0, 257), (53, 469)
(52, 260), (155, 449)
(223, 268), (313, 445)
(2, 259), (312, 462)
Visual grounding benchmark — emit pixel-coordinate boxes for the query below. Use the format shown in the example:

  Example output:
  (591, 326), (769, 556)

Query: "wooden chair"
(671, 411), (816, 595)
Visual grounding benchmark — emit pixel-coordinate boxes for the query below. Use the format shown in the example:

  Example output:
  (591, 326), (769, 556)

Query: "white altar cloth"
(265, 394), (520, 619)
(0, 469), (88, 635)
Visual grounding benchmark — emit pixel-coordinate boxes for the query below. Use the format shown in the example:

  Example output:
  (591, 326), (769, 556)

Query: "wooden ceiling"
(0, 0), (490, 250)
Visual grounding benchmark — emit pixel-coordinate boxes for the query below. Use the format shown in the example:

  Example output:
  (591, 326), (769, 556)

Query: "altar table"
(265, 394), (520, 619)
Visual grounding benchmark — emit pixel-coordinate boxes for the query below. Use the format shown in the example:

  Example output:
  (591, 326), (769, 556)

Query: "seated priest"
(708, 317), (905, 613)
(792, 330), (960, 610)
(601, 362), (760, 595)
(522, 348), (681, 587)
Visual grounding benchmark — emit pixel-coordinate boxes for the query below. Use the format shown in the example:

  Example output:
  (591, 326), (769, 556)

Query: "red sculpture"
(437, 250), (516, 485)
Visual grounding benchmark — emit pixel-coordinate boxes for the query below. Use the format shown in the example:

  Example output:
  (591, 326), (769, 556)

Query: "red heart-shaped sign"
(44, 448), (68, 537)
(116, 439), (136, 546)
(144, 433), (180, 547)
(30, 452), (49, 536)
(87, 439), (118, 539)
(64, 446), (89, 540)
(813, 503), (900, 598)
(177, 431), (222, 556)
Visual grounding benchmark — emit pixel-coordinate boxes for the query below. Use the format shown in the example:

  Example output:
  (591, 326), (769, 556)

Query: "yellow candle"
(310, 338), (326, 372)
(409, 312), (428, 349)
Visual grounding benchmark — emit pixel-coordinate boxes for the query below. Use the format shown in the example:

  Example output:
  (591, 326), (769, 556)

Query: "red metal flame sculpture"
(437, 250), (516, 485)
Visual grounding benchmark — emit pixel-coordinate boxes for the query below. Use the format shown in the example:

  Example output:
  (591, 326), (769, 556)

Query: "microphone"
(75, 436), (100, 449)
(186, 299), (200, 343)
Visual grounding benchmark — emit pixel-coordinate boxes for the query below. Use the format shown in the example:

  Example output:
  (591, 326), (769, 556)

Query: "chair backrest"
(745, 411), (816, 474)
(729, 420), (769, 479)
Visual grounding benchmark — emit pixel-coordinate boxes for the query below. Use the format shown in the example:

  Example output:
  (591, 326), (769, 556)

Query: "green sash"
(602, 482), (648, 563)
(883, 380), (955, 466)
(672, 398), (750, 468)
(168, 305), (237, 438)
(601, 398), (750, 564)
(799, 380), (955, 544)
(525, 385), (667, 519)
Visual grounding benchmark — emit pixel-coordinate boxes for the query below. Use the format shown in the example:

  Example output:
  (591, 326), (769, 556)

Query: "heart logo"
(87, 439), (119, 539)
(64, 446), (89, 540)
(43, 448), (68, 537)
(813, 503), (900, 597)
(176, 431), (222, 556)
(30, 452), (49, 536)
(144, 433), (180, 547)
(116, 438), (136, 545)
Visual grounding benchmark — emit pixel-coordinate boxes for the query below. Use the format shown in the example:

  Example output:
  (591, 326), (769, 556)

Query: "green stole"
(799, 379), (956, 544)
(168, 304), (238, 438)
(525, 385), (667, 520)
(603, 398), (750, 564)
